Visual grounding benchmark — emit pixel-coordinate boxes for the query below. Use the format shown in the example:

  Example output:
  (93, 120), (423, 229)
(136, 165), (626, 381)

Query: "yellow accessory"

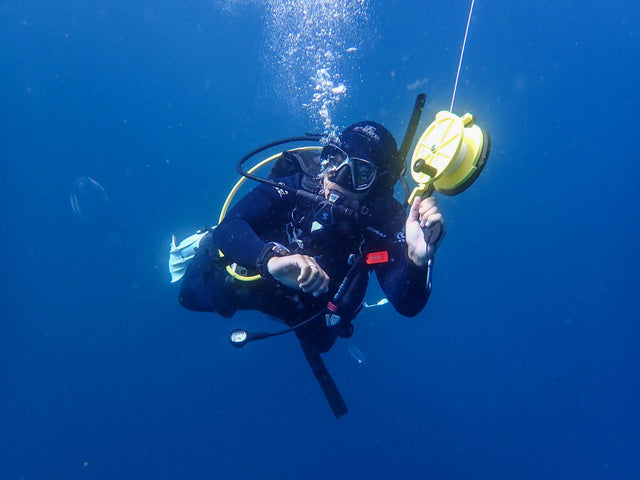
(408, 111), (490, 203)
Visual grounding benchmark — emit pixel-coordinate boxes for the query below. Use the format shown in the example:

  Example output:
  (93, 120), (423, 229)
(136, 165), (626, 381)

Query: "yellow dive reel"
(408, 111), (490, 203)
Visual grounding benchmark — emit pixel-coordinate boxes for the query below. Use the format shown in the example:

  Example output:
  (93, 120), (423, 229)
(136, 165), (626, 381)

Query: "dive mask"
(320, 144), (377, 192)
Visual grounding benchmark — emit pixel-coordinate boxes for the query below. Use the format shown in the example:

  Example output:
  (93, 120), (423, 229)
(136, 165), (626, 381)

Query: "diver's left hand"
(405, 196), (446, 267)
(267, 253), (330, 297)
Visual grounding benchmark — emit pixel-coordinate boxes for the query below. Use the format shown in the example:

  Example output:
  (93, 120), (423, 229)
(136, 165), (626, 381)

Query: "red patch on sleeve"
(365, 251), (389, 264)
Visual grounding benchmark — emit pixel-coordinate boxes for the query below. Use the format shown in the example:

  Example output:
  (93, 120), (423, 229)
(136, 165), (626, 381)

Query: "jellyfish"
(348, 343), (366, 365)
(70, 176), (107, 220)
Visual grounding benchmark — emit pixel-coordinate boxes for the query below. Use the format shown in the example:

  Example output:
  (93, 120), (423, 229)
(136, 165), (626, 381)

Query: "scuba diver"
(169, 0), (493, 417)
(174, 118), (446, 418)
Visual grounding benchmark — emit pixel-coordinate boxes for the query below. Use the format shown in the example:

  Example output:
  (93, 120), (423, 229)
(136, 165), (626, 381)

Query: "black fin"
(302, 347), (348, 418)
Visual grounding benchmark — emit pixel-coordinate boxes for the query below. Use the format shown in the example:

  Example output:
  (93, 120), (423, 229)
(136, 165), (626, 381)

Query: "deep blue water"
(2, 0), (639, 479)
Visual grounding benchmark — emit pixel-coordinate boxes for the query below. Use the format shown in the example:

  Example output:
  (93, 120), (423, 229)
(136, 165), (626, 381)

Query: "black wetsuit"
(179, 157), (430, 353)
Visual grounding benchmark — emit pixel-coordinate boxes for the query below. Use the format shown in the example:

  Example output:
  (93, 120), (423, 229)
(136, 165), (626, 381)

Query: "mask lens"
(320, 145), (377, 192)
(351, 157), (376, 190)
(321, 145), (348, 169)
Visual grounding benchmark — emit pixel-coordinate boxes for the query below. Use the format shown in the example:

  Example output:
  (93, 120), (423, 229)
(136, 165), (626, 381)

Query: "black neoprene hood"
(338, 121), (400, 176)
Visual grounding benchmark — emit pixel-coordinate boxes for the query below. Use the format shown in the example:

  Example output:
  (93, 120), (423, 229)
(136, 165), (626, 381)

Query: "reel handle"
(422, 219), (443, 249)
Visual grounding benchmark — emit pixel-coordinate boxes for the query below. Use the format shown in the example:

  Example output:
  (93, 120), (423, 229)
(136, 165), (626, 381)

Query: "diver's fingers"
(421, 209), (443, 228)
(297, 263), (313, 284)
(418, 196), (437, 215)
(312, 274), (330, 297)
(407, 197), (422, 223)
(297, 256), (323, 284)
(301, 268), (329, 296)
(300, 272), (323, 293)
(421, 203), (440, 217)
(299, 265), (327, 290)
(419, 200), (442, 227)
(268, 255), (310, 291)
(298, 268), (316, 288)
(298, 257), (329, 294)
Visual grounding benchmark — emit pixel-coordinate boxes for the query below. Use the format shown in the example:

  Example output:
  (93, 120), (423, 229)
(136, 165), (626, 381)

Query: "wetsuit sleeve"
(211, 179), (295, 269)
(375, 245), (429, 317)
(372, 203), (430, 317)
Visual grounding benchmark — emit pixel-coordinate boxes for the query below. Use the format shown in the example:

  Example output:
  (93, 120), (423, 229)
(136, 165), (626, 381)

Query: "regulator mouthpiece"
(312, 190), (356, 227)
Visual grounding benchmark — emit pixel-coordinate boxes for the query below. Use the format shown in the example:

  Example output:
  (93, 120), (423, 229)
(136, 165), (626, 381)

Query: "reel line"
(450, 0), (476, 113)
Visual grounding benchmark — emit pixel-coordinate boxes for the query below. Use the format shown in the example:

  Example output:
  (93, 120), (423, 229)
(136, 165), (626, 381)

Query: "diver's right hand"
(267, 254), (330, 297)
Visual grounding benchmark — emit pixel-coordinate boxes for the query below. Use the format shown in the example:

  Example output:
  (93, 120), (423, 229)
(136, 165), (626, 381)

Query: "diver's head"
(320, 121), (401, 196)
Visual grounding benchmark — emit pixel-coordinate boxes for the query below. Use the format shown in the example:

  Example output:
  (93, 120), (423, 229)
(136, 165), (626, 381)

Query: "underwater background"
(1, 0), (639, 478)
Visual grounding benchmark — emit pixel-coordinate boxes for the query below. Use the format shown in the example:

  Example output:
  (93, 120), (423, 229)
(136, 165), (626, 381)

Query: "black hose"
(235, 135), (322, 194)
